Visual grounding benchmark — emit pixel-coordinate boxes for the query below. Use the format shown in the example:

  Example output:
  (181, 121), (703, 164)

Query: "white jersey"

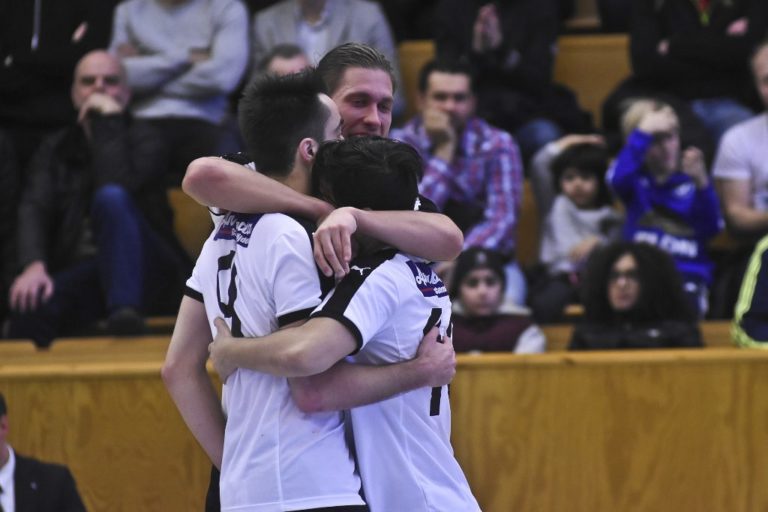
(312, 251), (481, 512)
(187, 211), (364, 512)
(713, 113), (768, 211)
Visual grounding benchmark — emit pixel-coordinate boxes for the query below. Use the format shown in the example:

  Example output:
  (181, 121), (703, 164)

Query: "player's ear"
(298, 137), (318, 164)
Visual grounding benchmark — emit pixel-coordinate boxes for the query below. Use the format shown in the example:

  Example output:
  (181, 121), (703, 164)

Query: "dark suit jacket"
(14, 453), (85, 512)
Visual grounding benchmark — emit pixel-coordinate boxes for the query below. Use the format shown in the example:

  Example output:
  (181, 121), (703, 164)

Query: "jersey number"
(217, 251), (243, 337)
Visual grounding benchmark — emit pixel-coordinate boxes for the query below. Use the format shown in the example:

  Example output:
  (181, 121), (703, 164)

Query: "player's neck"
(277, 165), (310, 195)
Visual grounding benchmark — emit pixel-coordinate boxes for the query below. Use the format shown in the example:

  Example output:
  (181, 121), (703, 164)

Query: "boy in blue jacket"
(608, 99), (723, 316)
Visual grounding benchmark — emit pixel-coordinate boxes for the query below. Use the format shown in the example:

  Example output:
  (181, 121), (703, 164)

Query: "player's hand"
(9, 261), (54, 313)
(681, 146), (709, 188)
(416, 326), (456, 387)
(313, 207), (357, 278)
(209, 317), (237, 383)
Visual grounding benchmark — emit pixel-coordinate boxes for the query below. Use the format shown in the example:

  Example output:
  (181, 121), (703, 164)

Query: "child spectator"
(450, 248), (545, 354)
(530, 142), (622, 323)
(569, 241), (702, 350)
(608, 99), (723, 316)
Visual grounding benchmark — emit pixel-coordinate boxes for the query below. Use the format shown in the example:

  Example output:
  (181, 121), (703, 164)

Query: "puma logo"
(351, 265), (372, 276)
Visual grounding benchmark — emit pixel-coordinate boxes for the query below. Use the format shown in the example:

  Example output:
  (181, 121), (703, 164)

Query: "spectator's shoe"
(107, 307), (146, 337)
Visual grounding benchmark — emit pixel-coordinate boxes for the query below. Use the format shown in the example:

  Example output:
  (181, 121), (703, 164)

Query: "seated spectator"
(433, 0), (593, 162)
(450, 248), (545, 354)
(0, 0), (121, 170)
(731, 233), (768, 348)
(570, 241), (702, 350)
(602, 0), (767, 156)
(390, 59), (527, 306)
(529, 133), (608, 220)
(0, 392), (86, 511)
(609, 99), (723, 317)
(529, 142), (623, 324)
(260, 44), (311, 76)
(711, 40), (768, 317)
(250, 0), (405, 116)
(4, 51), (191, 348)
(109, 0), (249, 185)
(0, 131), (19, 328)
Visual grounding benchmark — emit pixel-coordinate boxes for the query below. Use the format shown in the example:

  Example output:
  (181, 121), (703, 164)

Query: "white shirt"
(713, 113), (768, 211)
(0, 446), (16, 512)
(187, 211), (364, 512)
(312, 251), (481, 512)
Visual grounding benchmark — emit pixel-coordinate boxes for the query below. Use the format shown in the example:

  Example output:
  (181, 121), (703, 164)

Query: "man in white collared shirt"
(0, 393), (85, 512)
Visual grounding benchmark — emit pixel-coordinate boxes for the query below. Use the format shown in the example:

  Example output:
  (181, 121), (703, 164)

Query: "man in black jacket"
(5, 50), (190, 347)
(0, 393), (86, 511)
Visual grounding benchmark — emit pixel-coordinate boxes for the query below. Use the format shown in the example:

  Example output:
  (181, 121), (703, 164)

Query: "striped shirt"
(392, 116), (523, 256)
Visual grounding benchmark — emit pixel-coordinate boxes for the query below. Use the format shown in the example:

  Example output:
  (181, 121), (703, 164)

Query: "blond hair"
(619, 98), (677, 139)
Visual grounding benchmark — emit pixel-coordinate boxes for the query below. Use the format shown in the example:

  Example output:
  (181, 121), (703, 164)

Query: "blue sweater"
(608, 130), (723, 284)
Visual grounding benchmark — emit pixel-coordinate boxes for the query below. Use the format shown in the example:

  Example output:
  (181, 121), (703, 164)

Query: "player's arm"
(312, 207), (464, 277)
(289, 327), (455, 413)
(183, 156), (333, 220)
(209, 319), (455, 412)
(162, 296), (225, 469)
(716, 178), (768, 234)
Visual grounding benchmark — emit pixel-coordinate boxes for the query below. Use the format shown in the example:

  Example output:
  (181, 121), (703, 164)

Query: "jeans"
(8, 184), (183, 347)
(690, 97), (754, 146)
(514, 118), (563, 165)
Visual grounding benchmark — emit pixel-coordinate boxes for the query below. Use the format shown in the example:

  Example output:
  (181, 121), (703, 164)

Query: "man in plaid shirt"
(391, 59), (526, 304)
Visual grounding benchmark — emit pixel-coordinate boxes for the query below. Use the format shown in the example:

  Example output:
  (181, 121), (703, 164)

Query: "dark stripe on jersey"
(417, 194), (439, 213)
(312, 311), (364, 353)
(287, 214), (336, 298)
(185, 286), (204, 302)
(423, 308), (444, 417)
(310, 249), (398, 350)
(278, 306), (316, 328)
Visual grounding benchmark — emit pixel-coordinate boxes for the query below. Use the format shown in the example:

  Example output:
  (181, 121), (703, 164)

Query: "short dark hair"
(311, 136), (422, 211)
(238, 70), (329, 176)
(0, 393), (6, 417)
(581, 241), (695, 324)
(259, 43), (306, 72)
(417, 59), (475, 94)
(551, 143), (612, 207)
(317, 42), (397, 95)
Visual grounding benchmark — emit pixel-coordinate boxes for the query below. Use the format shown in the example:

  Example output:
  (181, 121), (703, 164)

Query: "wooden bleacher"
(2, 338), (766, 512)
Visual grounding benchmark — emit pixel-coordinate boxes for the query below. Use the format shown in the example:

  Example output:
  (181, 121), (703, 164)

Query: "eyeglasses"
(608, 269), (640, 283)
(463, 276), (501, 288)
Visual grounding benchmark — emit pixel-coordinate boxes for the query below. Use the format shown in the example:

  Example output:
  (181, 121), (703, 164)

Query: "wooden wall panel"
(3, 347), (768, 511)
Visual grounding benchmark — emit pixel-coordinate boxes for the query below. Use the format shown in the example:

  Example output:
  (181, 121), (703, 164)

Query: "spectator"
(0, 132), (19, 329)
(390, 59), (527, 305)
(0, 392), (86, 511)
(259, 44), (311, 76)
(450, 248), (545, 353)
(109, 0), (249, 185)
(609, 99), (723, 316)
(250, 0), (405, 116)
(731, 233), (768, 348)
(570, 241), (702, 350)
(602, 0), (768, 156)
(0, 0), (121, 170)
(711, 40), (768, 317)
(529, 142), (623, 324)
(5, 51), (191, 348)
(433, 0), (593, 162)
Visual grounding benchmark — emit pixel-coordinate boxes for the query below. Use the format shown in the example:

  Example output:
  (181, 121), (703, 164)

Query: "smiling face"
(330, 67), (393, 137)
